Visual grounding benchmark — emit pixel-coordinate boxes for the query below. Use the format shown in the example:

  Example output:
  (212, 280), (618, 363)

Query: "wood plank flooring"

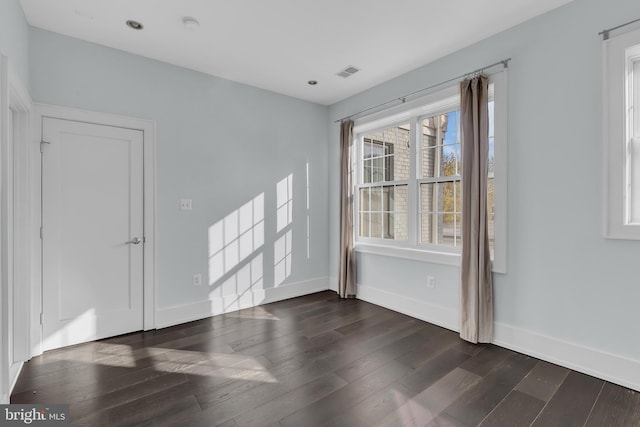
(11, 291), (640, 426)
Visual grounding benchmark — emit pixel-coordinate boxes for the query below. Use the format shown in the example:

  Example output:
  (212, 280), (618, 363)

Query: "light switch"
(180, 199), (193, 211)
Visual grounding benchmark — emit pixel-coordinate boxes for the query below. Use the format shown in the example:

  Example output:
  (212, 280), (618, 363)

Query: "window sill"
(355, 243), (461, 267)
(354, 243), (507, 274)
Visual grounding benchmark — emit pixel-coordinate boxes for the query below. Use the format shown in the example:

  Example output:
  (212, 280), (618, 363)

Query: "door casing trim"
(1, 55), (33, 401)
(32, 103), (156, 356)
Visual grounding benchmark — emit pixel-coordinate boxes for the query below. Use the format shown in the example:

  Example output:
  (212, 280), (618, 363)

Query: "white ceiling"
(20, 0), (574, 105)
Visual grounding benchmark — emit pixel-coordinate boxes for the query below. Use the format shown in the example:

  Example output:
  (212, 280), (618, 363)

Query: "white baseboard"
(493, 322), (640, 392)
(156, 277), (329, 329)
(356, 284), (458, 332)
(3, 361), (24, 403)
(356, 283), (640, 392)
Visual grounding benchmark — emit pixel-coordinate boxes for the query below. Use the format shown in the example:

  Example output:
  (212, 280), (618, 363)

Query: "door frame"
(32, 103), (156, 356)
(1, 55), (33, 402)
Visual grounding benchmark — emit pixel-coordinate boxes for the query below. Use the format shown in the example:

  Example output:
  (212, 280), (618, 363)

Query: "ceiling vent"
(337, 65), (360, 78)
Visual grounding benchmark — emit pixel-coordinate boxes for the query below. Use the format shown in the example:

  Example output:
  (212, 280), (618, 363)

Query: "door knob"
(125, 237), (142, 245)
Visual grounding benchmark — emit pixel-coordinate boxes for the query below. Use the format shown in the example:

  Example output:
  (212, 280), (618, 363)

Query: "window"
(359, 126), (409, 240)
(363, 138), (394, 183)
(420, 110), (464, 247)
(353, 71), (507, 272)
(603, 27), (640, 239)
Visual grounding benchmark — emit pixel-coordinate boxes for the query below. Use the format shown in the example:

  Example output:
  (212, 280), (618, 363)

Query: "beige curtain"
(459, 75), (493, 343)
(338, 120), (356, 298)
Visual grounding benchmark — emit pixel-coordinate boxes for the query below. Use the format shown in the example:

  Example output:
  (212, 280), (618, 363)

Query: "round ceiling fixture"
(183, 17), (200, 31)
(308, 80), (318, 86)
(126, 20), (144, 30)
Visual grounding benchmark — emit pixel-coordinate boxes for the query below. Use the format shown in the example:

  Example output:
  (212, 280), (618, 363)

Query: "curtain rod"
(334, 57), (511, 124)
(599, 17), (640, 40)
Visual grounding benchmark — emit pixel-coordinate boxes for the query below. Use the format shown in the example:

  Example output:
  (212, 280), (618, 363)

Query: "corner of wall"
(329, 276), (338, 292)
(357, 283), (640, 392)
(493, 323), (640, 392)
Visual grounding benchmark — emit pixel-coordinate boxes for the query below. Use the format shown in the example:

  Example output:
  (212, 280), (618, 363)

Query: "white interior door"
(41, 117), (144, 351)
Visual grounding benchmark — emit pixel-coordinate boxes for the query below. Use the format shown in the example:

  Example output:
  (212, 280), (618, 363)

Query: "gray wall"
(0, 0), (30, 85)
(29, 28), (330, 309)
(329, 0), (640, 362)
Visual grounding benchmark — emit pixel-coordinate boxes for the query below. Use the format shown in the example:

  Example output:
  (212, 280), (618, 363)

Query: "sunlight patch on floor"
(154, 349), (279, 383)
(52, 345), (280, 383)
(224, 307), (281, 320)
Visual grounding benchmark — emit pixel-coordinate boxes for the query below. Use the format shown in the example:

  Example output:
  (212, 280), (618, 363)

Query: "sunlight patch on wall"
(218, 253), (264, 297)
(208, 193), (265, 285)
(274, 230), (292, 287)
(276, 174), (293, 232)
(42, 308), (97, 351)
(306, 162), (310, 259)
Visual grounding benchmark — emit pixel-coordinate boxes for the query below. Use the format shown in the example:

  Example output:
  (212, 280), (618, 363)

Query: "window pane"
(363, 158), (372, 183)
(359, 212), (370, 238)
(448, 110), (460, 144)
(420, 182), (461, 246)
(362, 124), (410, 183)
(441, 144), (459, 176)
(370, 186), (382, 211)
(443, 110), (460, 176)
(421, 112), (460, 179)
(488, 212), (495, 254)
(421, 213), (460, 246)
(422, 144), (436, 178)
(383, 186), (394, 211)
(394, 184), (408, 213)
(392, 126), (410, 181)
(420, 182), (461, 214)
(420, 214), (441, 245)
(488, 137), (495, 176)
(487, 177), (495, 214)
(358, 184), (408, 241)
(440, 182), (456, 214)
(388, 212), (408, 241)
(636, 60), (640, 136)
(444, 213), (461, 247)
(488, 101), (495, 138)
(372, 164), (385, 183)
(359, 188), (370, 211)
(370, 212), (383, 238)
(420, 183), (434, 214)
(420, 184), (434, 243)
(390, 185), (408, 241)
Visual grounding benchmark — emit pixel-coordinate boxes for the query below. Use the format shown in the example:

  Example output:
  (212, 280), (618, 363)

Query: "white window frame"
(603, 27), (640, 239)
(353, 70), (508, 273)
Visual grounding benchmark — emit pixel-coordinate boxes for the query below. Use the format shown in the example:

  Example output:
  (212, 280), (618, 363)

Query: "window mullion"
(408, 118), (418, 247)
(353, 135), (360, 239)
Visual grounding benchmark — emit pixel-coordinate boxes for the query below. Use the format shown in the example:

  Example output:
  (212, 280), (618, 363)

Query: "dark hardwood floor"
(11, 291), (640, 426)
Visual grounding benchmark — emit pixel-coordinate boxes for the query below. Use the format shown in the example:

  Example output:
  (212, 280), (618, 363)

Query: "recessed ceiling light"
(126, 20), (144, 30)
(183, 17), (200, 31)
(308, 80), (318, 86)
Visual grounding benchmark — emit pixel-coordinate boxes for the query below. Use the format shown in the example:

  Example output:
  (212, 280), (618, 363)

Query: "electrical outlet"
(427, 275), (436, 289)
(180, 199), (193, 211)
(193, 273), (202, 286)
